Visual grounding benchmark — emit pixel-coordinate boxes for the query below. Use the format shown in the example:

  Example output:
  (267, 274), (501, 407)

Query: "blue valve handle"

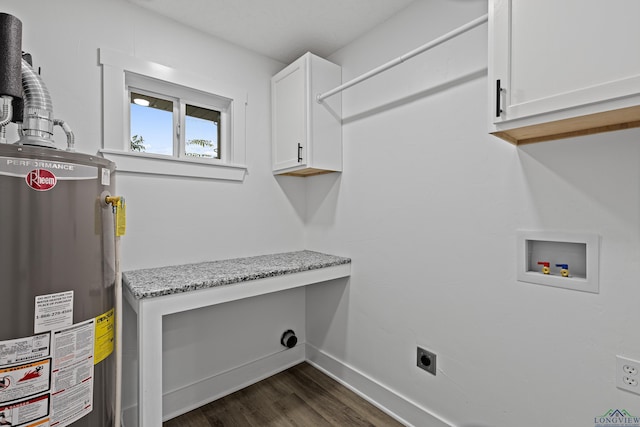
(555, 264), (568, 269)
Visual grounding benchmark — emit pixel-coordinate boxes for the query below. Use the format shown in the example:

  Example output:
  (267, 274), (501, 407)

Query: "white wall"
(6, 0), (640, 426)
(1, 0), (308, 422)
(306, 1), (640, 426)
(1, 0), (307, 265)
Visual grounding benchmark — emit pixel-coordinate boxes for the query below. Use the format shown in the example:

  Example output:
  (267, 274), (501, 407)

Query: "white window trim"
(99, 48), (247, 181)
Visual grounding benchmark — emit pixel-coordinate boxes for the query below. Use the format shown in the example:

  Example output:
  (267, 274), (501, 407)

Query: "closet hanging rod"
(316, 13), (488, 103)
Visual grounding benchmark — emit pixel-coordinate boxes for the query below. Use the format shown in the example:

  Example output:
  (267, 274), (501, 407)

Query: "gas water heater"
(0, 13), (117, 426)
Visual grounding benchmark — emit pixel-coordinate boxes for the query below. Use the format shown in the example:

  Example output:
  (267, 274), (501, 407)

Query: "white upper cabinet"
(272, 52), (342, 176)
(489, 0), (640, 144)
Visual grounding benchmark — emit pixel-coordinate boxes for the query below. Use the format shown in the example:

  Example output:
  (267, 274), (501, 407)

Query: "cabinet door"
(492, 0), (640, 124)
(272, 57), (307, 172)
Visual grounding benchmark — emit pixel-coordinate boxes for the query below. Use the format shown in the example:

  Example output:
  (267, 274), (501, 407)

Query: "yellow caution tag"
(116, 197), (126, 236)
(94, 308), (115, 365)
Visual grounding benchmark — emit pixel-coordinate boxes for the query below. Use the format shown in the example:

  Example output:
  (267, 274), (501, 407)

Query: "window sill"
(100, 149), (247, 181)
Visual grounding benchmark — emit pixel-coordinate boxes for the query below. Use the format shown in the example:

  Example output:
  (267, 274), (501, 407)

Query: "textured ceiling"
(125, 0), (415, 63)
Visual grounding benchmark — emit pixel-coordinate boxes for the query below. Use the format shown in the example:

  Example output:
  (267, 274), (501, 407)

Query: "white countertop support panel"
(122, 251), (351, 427)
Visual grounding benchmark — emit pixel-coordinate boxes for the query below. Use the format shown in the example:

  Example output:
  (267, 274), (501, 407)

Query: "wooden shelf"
(492, 105), (640, 145)
(279, 168), (339, 177)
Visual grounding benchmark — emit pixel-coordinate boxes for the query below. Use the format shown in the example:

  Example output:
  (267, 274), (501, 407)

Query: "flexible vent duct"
(19, 58), (55, 148)
(0, 13), (75, 150)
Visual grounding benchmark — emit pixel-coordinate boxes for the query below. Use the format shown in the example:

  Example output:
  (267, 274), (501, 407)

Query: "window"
(129, 90), (175, 156)
(99, 48), (246, 181)
(126, 74), (227, 161)
(184, 104), (220, 159)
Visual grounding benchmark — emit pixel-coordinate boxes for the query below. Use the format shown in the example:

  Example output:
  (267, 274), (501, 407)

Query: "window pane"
(130, 92), (174, 155)
(185, 104), (220, 159)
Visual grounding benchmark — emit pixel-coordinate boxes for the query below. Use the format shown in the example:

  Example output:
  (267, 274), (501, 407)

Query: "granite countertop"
(123, 250), (351, 299)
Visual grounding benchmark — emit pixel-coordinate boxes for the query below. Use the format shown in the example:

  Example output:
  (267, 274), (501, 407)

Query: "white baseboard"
(121, 345), (305, 427)
(122, 343), (451, 427)
(305, 344), (452, 427)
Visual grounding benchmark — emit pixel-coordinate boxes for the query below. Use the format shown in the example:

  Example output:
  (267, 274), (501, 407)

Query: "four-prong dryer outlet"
(417, 347), (437, 376)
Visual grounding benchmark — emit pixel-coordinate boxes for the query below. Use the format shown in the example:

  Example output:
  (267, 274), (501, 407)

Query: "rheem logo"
(26, 169), (57, 191)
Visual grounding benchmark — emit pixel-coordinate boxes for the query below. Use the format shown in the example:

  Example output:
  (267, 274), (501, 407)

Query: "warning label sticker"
(34, 292), (74, 334)
(51, 319), (94, 427)
(0, 359), (52, 404)
(0, 393), (50, 426)
(94, 308), (114, 365)
(101, 168), (110, 186)
(0, 307), (109, 426)
(0, 333), (51, 366)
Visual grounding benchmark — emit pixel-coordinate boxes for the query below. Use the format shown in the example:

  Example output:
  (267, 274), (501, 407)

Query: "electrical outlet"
(624, 365), (638, 376)
(417, 347), (436, 376)
(616, 356), (640, 395)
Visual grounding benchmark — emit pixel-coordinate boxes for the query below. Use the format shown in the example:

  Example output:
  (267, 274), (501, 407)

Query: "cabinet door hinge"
(297, 143), (303, 162)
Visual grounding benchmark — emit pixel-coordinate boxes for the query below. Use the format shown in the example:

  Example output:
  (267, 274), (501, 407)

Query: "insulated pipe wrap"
(0, 13), (22, 99)
(11, 97), (23, 123)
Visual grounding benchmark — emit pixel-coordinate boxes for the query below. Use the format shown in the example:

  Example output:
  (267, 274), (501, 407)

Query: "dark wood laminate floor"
(163, 362), (405, 426)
